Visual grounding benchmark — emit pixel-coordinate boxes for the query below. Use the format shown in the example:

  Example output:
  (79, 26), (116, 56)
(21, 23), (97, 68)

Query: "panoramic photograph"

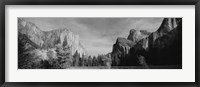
(18, 17), (182, 69)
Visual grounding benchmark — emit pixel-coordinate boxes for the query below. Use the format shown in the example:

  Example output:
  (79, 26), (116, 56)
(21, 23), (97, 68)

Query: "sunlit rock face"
(18, 18), (86, 56)
(58, 29), (86, 56)
(127, 29), (150, 43)
(18, 18), (44, 47)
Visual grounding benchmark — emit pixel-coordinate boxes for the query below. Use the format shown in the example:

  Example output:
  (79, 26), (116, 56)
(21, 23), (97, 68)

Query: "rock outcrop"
(111, 29), (151, 66)
(18, 18), (86, 57)
(111, 18), (182, 67)
(127, 29), (151, 42)
(111, 37), (135, 65)
(129, 18), (182, 66)
(18, 18), (44, 47)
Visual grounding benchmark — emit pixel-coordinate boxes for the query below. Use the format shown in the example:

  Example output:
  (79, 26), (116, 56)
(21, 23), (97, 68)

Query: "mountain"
(111, 18), (182, 67)
(18, 18), (44, 47)
(127, 29), (151, 42)
(128, 18), (182, 66)
(111, 29), (151, 66)
(18, 18), (86, 57)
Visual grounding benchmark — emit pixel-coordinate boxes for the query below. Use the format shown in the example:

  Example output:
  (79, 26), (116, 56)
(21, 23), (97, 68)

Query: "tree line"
(18, 42), (111, 69)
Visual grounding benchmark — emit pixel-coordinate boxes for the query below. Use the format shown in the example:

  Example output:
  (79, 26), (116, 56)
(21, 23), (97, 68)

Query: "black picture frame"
(0, 0), (199, 87)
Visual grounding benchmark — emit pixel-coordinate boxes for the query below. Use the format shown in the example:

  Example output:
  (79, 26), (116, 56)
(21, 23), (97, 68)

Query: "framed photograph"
(0, 0), (199, 87)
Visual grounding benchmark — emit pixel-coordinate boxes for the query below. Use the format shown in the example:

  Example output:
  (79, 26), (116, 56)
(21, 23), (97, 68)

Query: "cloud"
(23, 17), (163, 56)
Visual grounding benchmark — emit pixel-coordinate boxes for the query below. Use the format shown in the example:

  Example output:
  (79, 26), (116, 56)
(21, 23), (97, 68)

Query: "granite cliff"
(111, 29), (151, 66)
(18, 18), (86, 58)
(111, 18), (182, 67)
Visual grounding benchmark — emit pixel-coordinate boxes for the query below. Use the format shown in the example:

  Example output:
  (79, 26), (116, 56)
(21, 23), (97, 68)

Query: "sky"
(23, 18), (163, 56)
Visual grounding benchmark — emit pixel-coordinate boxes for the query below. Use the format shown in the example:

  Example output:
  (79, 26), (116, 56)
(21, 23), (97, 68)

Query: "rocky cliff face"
(130, 18), (182, 66)
(127, 29), (151, 42)
(111, 29), (151, 66)
(18, 18), (86, 57)
(111, 18), (182, 67)
(111, 37), (134, 65)
(18, 18), (44, 47)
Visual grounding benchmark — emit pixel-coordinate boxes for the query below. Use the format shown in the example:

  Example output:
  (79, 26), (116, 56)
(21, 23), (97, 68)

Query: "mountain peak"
(157, 18), (181, 35)
(127, 29), (150, 43)
(18, 18), (87, 57)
